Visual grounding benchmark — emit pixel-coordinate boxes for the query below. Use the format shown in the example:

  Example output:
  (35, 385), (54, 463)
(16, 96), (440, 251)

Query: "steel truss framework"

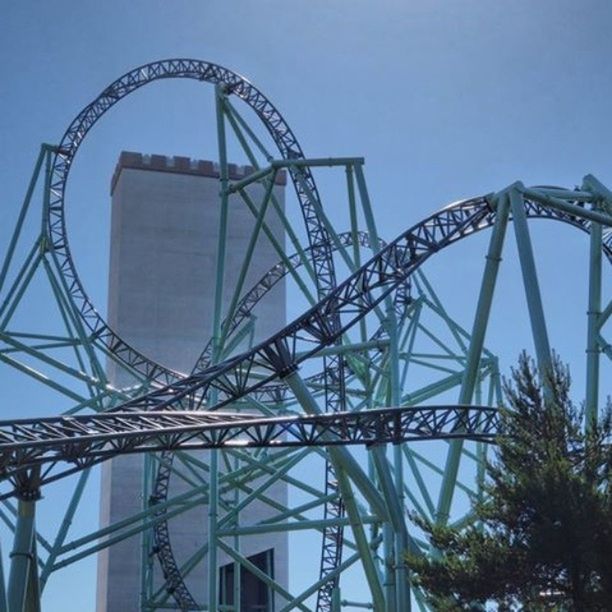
(0, 59), (610, 612)
(0, 406), (499, 497)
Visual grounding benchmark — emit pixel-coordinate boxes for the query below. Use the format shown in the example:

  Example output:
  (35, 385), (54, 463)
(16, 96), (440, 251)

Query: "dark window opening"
(219, 548), (274, 611)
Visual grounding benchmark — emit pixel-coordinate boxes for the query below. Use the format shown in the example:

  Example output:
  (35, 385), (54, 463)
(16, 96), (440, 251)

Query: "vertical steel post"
(355, 161), (410, 607)
(208, 84), (231, 612)
(381, 524), (396, 611)
(233, 453), (241, 612)
(436, 193), (510, 525)
(581, 174), (612, 425)
(8, 499), (37, 612)
(389, 307), (410, 611)
(208, 449), (219, 612)
(23, 535), (39, 612)
(213, 85), (231, 362)
(331, 586), (341, 612)
(585, 213), (602, 425)
(0, 541), (7, 612)
(509, 187), (552, 372)
(140, 455), (153, 611)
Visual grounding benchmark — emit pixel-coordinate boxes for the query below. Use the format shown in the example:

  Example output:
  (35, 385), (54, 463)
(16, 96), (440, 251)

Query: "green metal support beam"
(436, 192), (510, 526)
(509, 187), (552, 372)
(8, 499), (38, 612)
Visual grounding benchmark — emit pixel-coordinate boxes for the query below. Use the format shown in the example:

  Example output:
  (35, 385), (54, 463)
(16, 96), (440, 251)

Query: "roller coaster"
(0, 59), (610, 611)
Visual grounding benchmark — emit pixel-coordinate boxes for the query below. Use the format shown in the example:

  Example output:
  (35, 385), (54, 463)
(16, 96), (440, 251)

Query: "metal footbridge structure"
(0, 59), (610, 612)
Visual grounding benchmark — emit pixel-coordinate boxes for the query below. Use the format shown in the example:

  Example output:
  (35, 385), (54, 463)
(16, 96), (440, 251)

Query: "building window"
(219, 548), (274, 611)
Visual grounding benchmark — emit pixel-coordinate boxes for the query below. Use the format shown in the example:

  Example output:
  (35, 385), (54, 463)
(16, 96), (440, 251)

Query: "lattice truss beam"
(0, 406), (499, 497)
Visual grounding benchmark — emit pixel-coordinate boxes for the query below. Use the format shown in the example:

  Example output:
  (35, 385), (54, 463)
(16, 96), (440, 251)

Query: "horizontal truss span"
(0, 406), (498, 497)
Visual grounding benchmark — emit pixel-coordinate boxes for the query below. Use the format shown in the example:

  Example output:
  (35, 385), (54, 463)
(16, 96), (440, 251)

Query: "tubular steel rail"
(84, 196), (612, 418)
(0, 405), (498, 500)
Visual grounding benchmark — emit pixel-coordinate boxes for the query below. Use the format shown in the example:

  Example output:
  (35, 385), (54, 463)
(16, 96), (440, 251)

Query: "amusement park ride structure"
(0, 59), (610, 612)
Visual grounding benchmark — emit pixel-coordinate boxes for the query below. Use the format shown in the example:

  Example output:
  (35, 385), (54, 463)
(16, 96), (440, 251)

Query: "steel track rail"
(93, 196), (612, 419)
(0, 406), (498, 499)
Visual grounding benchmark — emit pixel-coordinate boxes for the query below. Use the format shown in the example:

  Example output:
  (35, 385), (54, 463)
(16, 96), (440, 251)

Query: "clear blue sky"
(1, 2), (611, 610)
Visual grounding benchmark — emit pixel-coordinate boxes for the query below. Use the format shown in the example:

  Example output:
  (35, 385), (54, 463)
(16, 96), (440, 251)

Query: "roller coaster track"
(84, 196), (611, 419)
(2, 57), (609, 611)
(0, 405), (499, 500)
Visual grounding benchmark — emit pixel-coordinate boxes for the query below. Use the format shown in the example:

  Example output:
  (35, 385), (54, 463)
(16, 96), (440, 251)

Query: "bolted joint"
(15, 486), (41, 502)
(13, 467), (42, 501)
(582, 174), (612, 215)
(487, 182), (524, 212)
(278, 362), (298, 379)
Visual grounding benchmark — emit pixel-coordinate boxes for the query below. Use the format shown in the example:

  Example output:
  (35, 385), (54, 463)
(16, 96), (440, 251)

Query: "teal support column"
(23, 536), (39, 612)
(212, 85), (230, 362)
(208, 84), (232, 612)
(8, 500), (38, 612)
(331, 586), (341, 612)
(208, 449), (219, 612)
(0, 541), (7, 612)
(509, 187), (552, 372)
(387, 304), (410, 611)
(581, 174), (612, 425)
(232, 455), (242, 612)
(585, 210), (602, 425)
(436, 193), (511, 526)
(381, 524), (396, 611)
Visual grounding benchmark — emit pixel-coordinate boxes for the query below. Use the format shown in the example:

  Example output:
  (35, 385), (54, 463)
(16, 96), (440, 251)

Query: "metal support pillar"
(436, 193), (510, 525)
(208, 449), (219, 612)
(387, 304), (410, 611)
(0, 542), (7, 612)
(331, 586), (341, 612)
(208, 84), (231, 612)
(509, 187), (552, 372)
(585, 210), (602, 425)
(581, 174), (612, 424)
(8, 499), (39, 612)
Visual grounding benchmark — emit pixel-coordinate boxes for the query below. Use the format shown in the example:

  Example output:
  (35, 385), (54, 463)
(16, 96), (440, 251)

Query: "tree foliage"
(407, 354), (612, 611)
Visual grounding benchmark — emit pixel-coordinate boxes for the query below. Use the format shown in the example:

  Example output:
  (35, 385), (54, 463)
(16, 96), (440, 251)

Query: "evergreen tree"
(407, 354), (612, 611)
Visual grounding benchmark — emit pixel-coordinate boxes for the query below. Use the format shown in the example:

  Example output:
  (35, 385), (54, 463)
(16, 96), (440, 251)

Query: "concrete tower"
(97, 152), (288, 611)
